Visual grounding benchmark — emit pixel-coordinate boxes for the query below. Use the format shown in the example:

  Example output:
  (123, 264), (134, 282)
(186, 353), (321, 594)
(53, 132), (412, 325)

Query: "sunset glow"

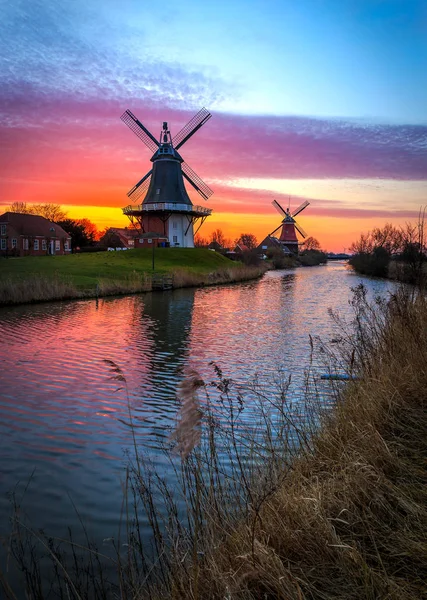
(1, 1), (426, 251)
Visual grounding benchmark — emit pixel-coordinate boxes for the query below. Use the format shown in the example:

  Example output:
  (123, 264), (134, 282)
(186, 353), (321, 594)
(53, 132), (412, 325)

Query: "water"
(0, 263), (397, 560)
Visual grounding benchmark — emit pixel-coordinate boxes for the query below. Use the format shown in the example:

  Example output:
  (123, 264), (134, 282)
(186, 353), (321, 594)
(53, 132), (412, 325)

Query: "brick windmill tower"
(269, 199), (310, 254)
(120, 108), (213, 248)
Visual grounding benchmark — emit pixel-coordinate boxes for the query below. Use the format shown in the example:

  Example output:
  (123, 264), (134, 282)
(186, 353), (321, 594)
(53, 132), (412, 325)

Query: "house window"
(55, 240), (60, 251)
(42, 239), (47, 250)
(64, 241), (69, 250)
(1, 239), (6, 250)
(147, 239), (152, 243)
(34, 239), (39, 251)
(12, 238), (17, 248)
(156, 188), (160, 195)
(0, 224), (6, 235)
(173, 235), (178, 243)
(173, 221), (177, 229)
(23, 238), (29, 250)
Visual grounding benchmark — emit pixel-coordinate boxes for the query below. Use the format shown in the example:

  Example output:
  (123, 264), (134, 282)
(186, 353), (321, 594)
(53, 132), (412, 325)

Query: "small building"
(207, 241), (223, 251)
(0, 212), (72, 257)
(99, 227), (139, 249)
(134, 232), (169, 248)
(233, 243), (250, 253)
(256, 235), (293, 256)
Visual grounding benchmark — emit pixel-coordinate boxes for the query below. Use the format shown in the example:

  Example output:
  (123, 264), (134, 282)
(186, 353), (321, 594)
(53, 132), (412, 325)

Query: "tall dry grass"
(0, 265), (266, 306)
(171, 264), (268, 289)
(2, 285), (426, 599)
(0, 275), (79, 305)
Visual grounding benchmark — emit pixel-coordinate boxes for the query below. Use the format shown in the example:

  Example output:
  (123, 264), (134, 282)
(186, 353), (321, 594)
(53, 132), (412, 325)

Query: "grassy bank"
(3, 286), (426, 599)
(0, 249), (267, 305)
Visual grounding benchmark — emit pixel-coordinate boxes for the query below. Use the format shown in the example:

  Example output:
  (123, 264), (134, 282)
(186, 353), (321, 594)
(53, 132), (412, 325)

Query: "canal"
(0, 262), (397, 575)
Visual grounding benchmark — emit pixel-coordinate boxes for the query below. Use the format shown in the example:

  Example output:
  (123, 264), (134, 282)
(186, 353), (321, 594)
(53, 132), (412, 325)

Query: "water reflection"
(0, 263), (398, 550)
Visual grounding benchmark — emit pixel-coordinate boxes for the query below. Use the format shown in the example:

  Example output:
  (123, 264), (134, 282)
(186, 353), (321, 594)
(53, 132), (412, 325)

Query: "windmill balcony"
(123, 203), (212, 217)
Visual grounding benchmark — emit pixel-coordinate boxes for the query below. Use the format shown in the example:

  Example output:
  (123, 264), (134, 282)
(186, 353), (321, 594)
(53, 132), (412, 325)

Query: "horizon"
(1, 0), (426, 252)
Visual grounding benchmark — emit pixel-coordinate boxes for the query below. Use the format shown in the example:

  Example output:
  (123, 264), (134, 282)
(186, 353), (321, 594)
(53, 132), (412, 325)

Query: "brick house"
(99, 227), (139, 249)
(0, 212), (72, 257)
(134, 232), (169, 248)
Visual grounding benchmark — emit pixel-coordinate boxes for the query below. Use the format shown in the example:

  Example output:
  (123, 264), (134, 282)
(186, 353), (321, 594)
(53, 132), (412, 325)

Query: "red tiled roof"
(0, 212), (71, 238)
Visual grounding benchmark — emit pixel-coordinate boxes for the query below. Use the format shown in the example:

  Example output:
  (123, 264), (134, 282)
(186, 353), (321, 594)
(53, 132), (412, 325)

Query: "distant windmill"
(269, 199), (310, 254)
(121, 108), (213, 248)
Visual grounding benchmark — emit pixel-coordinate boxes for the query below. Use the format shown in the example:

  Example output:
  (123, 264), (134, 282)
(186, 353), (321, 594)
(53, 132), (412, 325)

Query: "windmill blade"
(182, 162), (213, 200)
(272, 199), (287, 216)
(268, 224), (283, 236)
(127, 170), (152, 201)
(294, 221), (307, 238)
(121, 110), (160, 153)
(173, 108), (211, 150)
(292, 200), (310, 218)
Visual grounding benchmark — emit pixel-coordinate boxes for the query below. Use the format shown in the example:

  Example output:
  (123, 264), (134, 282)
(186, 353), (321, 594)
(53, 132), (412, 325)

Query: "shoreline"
(0, 262), (269, 307)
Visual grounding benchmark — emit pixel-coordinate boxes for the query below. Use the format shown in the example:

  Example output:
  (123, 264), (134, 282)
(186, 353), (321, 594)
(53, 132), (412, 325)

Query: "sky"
(1, 0), (426, 251)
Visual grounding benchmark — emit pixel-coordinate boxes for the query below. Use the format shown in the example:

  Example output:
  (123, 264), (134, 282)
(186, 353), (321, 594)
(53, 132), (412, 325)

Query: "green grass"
(0, 249), (232, 291)
(0, 249), (268, 305)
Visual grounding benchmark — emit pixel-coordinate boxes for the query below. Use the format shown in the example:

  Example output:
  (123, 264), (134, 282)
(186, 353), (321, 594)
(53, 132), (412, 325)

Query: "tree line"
(349, 212), (426, 283)
(6, 202), (101, 248)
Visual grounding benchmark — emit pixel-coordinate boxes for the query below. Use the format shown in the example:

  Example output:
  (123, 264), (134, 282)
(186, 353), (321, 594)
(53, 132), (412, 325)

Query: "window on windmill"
(156, 189), (160, 195)
(173, 221), (177, 229)
(173, 235), (178, 243)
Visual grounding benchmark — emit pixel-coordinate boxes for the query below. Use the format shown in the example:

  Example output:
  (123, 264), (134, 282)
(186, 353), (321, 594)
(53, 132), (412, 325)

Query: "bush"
(349, 247), (390, 277)
(266, 248), (296, 269)
(298, 250), (327, 266)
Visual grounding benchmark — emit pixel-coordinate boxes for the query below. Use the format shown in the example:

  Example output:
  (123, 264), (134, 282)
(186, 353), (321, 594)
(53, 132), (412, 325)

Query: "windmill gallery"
(119, 107), (310, 253)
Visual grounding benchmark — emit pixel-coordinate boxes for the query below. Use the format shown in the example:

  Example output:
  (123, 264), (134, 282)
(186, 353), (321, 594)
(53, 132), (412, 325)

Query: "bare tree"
(194, 234), (209, 247)
(210, 229), (231, 249)
(7, 202), (68, 223)
(301, 236), (321, 251)
(235, 233), (258, 249)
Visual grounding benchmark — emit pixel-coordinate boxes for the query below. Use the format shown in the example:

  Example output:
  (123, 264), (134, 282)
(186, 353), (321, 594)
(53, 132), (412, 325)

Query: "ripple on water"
(0, 264), (398, 549)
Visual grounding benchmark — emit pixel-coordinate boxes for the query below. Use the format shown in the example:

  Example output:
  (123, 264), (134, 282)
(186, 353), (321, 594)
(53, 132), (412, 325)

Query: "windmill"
(121, 108), (213, 248)
(269, 199), (310, 254)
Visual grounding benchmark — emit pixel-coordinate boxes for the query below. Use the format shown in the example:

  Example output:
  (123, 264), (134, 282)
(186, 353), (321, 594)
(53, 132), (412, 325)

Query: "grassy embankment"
(4, 286), (426, 599)
(0, 248), (267, 305)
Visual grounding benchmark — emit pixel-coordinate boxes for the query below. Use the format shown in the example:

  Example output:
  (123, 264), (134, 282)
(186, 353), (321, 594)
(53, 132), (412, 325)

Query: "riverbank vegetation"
(3, 284), (426, 599)
(266, 247), (327, 269)
(0, 249), (267, 305)
(349, 214), (426, 284)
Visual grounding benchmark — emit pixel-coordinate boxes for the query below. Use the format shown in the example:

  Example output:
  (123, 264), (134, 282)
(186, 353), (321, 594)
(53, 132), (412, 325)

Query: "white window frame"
(23, 238), (29, 250)
(55, 239), (60, 251)
(147, 239), (152, 243)
(64, 241), (69, 251)
(12, 238), (17, 248)
(0, 224), (6, 235)
(1, 239), (6, 250)
(33, 239), (39, 250)
(173, 235), (178, 243)
(42, 239), (47, 251)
